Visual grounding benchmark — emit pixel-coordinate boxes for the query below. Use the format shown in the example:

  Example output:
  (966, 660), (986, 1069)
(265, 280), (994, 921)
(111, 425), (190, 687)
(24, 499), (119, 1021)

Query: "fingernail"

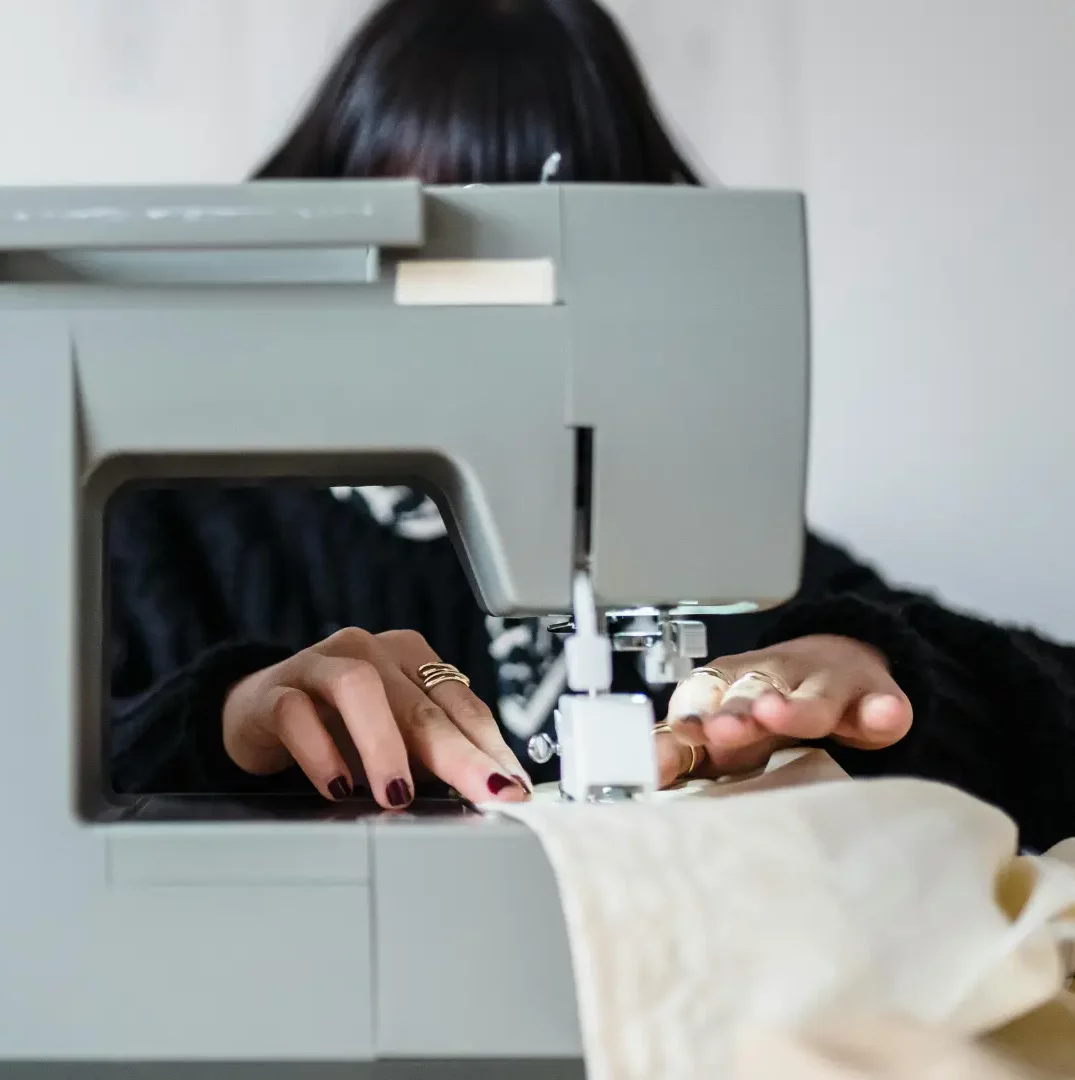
(678, 714), (704, 727)
(862, 695), (902, 730)
(386, 778), (413, 808)
(488, 773), (518, 796)
(513, 774), (532, 793)
(753, 693), (786, 718)
(328, 776), (352, 801)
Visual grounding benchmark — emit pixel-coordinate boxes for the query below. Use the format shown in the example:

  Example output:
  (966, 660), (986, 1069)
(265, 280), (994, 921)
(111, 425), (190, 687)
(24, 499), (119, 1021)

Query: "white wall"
(1, 0), (1072, 636)
(795, 1), (1075, 638)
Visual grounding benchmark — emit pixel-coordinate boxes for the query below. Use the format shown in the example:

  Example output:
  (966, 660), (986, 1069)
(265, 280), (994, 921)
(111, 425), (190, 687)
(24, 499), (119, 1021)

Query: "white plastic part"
(556, 694), (658, 802)
(642, 642), (695, 686)
(394, 258), (556, 306)
(565, 571), (613, 693)
(571, 571), (599, 637)
(565, 635), (613, 693)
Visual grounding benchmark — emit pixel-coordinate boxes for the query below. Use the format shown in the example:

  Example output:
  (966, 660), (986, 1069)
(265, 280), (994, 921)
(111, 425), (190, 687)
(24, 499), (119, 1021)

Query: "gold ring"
(417, 662), (471, 693)
(737, 670), (790, 695)
(684, 665), (733, 688)
(653, 723), (705, 779)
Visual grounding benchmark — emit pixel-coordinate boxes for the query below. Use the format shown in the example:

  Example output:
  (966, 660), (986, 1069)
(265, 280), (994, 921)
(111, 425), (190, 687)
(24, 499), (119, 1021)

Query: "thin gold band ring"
(416, 662), (472, 693)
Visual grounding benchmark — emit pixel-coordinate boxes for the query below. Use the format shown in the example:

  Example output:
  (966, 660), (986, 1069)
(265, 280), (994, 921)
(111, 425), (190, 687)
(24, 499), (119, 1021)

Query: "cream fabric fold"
(733, 1014), (1047, 1080)
(488, 750), (1075, 1080)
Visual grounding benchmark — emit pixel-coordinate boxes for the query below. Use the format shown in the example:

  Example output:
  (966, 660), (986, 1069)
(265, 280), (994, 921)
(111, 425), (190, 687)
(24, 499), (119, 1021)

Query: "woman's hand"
(222, 628), (531, 810)
(663, 635), (913, 778)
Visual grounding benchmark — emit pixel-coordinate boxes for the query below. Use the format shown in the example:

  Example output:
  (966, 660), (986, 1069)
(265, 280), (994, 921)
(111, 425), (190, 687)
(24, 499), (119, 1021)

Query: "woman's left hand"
(656, 634), (913, 785)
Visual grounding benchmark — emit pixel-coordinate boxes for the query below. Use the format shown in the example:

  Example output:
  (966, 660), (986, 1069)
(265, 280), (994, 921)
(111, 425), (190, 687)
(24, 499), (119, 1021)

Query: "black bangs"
(254, 0), (701, 186)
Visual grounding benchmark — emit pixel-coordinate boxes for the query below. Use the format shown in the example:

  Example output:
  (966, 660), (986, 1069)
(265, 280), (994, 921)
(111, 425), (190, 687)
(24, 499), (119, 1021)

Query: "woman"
(108, 0), (1075, 851)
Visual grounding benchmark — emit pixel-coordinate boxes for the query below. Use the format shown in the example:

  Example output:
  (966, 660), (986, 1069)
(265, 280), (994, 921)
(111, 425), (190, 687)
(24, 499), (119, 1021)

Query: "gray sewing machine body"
(0, 181), (809, 1072)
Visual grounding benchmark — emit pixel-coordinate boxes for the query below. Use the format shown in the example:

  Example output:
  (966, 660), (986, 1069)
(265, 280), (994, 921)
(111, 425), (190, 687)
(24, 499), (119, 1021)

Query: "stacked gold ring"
(417, 662), (472, 693)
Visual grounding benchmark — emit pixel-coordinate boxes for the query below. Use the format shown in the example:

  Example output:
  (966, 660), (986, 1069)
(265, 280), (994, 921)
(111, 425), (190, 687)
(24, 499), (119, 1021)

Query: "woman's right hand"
(221, 628), (532, 810)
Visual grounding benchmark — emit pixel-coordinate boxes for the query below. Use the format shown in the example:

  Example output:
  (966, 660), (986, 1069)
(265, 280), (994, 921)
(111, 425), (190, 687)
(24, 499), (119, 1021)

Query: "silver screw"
(528, 733), (560, 765)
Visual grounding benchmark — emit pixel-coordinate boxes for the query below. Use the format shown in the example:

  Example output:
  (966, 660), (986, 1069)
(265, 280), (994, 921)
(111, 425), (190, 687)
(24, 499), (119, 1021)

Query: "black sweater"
(108, 484), (1075, 851)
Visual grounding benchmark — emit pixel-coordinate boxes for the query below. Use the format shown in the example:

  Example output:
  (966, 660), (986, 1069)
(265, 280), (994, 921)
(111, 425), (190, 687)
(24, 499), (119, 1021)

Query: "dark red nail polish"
(488, 773), (517, 796)
(328, 776), (352, 801)
(386, 778), (413, 808)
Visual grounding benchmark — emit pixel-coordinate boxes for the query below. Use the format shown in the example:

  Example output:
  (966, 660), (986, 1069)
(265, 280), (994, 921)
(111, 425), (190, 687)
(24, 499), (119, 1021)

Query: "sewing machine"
(0, 180), (809, 1074)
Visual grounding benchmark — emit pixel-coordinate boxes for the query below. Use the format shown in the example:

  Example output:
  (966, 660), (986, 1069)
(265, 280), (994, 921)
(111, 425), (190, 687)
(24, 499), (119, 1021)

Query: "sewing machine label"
(394, 258), (557, 306)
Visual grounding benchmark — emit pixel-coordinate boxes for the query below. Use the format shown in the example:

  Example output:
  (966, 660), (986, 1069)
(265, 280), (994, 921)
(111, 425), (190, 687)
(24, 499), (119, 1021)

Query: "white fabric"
(734, 995), (1075, 1078)
(734, 1015), (1041, 1080)
(488, 751), (1075, 1080)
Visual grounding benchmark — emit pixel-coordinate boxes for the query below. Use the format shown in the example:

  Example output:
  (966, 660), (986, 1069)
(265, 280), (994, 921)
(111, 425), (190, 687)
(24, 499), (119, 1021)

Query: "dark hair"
(254, 0), (701, 186)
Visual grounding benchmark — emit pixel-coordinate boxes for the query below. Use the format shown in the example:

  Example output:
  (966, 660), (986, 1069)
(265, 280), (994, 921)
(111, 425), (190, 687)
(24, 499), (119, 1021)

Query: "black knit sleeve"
(110, 640), (301, 795)
(757, 537), (1075, 851)
(106, 488), (309, 797)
